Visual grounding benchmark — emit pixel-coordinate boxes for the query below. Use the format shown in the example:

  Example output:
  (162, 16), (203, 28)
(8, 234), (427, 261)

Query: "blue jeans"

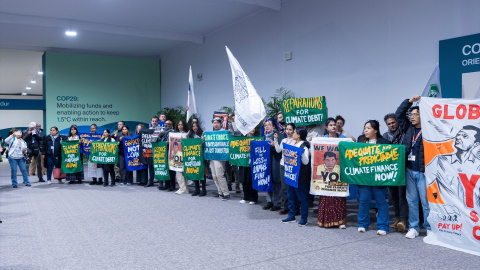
(148, 163), (154, 184)
(287, 184), (309, 222)
(358, 185), (389, 232)
(8, 157), (30, 186)
(406, 168), (430, 230)
(46, 155), (60, 180)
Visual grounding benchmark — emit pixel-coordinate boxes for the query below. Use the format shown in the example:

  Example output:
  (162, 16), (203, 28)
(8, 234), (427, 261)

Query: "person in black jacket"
(24, 122), (44, 182)
(395, 95), (430, 239)
(41, 126), (63, 184)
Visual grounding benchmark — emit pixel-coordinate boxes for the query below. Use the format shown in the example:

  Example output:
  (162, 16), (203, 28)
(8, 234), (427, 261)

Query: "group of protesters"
(3, 95), (430, 239)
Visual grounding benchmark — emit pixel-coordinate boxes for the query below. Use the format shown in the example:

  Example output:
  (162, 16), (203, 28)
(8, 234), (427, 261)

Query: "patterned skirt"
(317, 196), (347, 227)
(66, 171), (84, 181)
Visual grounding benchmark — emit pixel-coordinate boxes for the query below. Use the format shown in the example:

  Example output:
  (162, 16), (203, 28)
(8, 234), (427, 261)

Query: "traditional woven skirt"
(317, 196), (347, 227)
(66, 171), (84, 181)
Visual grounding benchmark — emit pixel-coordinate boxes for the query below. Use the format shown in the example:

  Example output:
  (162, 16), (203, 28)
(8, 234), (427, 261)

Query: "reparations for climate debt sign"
(61, 141), (83, 174)
(281, 97), (327, 126)
(90, 141), (118, 164)
(339, 141), (405, 186)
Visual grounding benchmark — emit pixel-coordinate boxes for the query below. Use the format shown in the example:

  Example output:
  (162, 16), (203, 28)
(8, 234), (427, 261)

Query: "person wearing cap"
(24, 121), (44, 182)
(209, 116), (230, 200)
(5, 129), (31, 188)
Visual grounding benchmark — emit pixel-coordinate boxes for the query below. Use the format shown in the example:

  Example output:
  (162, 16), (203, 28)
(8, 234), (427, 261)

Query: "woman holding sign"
(66, 125), (84, 184)
(174, 120), (189, 194)
(42, 126), (63, 184)
(317, 117), (348, 229)
(356, 120), (390, 235)
(274, 123), (297, 214)
(117, 126), (133, 186)
(263, 120), (284, 211)
(188, 122), (207, 196)
(100, 129), (116, 187)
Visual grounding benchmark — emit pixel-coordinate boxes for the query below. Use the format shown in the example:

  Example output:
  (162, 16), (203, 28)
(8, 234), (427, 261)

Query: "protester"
(383, 113), (408, 232)
(226, 113), (242, 193)
(5, 129), (31, 188)
(281, 128), (310, 226)
(66, 125), (84, 184)
(356, 120), (390, 235)
(24, 122), (44, 182)
(42, 126), (63, 184)
(112, 121), (125, 182)
(174, 120), (189, 194)
(239, 128), (258, 205)
(317, 117), (347, 229)
(209, 117), (230, 200)
(396, 95), (431, 239)
(117, 126), (133, 186)
(274, 123), (297, 215)
(188, 122), (207, 197)
(145, 118), (158, 188)
(277, 111), (286, 134)
(89, 123), (104, 185)
(335, 115), (356, 142)
(263, 119), (284, 211)
(135, 124), (148, 186)
(100, 129), (116, 187)
(160, 120), (176, 191)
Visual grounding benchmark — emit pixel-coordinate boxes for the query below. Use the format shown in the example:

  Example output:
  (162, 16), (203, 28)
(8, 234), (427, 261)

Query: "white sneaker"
(405, 228), (419, 239)
(427, 230), (433, 237)
(239, 200), (247, 204)
(249, 201), (256, 205)
(187, 180), (194, 186)
(339, 225), (346, 229)
(377, 230), (387, 236)
(47, 180), (51, 185)
(358, 227), (365, 233)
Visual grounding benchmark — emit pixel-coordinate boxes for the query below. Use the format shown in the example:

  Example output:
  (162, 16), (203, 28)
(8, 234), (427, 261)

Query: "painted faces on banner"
(281, 97), (327, 126)
(168, 132), (187, 172)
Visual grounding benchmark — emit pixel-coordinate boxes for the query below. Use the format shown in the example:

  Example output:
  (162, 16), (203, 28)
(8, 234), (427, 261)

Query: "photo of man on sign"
(315, 151), (340, 181)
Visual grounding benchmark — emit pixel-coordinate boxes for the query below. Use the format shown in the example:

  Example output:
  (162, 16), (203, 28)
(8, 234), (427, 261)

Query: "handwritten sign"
(123, 135), (147, 171)
(61, 141), (83, 174)
(339, 141), (405, 186)
(229, 136), (263, 167)
(90, 141), (118, 164)
(152, 141), (170, 181)
(204, 130), (229, 161)
(283, 143), (304, 188)
(139, 129), (154, 165)
(251, 141), (273, 192)
(281, 97), (327, 126)
(79, 133), (102, 155)
(182, 138), (204, 180)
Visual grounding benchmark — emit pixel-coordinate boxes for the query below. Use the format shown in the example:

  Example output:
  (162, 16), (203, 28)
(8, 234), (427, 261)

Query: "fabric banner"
(152, 141), (170, 180)
(283, 143), (304, 188)
(139, 129), (154, 165)
(61, 141), (83, 174)
(339, 141), (405, 186)
(229, 136), (263, 167)
(420, 97), (480, 256)
(251, 141), (273, 192)
(90, 141), (118, 164)
(182, 138), (204, 180)
(310, 137), (352, 197)
(281, 97), (327, 126)
(226, 46), (266, 135)
(204, 130), (229, 161)
(186, 66), (197, 121)
(79, 133), (102, 155)
(123, 135), (147, 171)
(168, 132), (187, 172)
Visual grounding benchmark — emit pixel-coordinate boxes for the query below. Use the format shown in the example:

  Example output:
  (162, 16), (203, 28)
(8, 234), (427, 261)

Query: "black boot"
(89, 178), (98, 185)
(103, 180), (108, 187)
(192, 181), (200, 196)
(97, 178), (103, 185)
(199, 180), (207, 196)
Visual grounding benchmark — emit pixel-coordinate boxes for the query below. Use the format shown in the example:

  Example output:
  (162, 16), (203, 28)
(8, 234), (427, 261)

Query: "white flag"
(421, 64), (442, 98)
(225, 46), (266, 135)
(186, 66), (197, 121)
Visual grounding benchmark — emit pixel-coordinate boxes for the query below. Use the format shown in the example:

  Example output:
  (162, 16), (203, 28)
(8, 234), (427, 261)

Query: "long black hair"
(68, 125), (78, 137)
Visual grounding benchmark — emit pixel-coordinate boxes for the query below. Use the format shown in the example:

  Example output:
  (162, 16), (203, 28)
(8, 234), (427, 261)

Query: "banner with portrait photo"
(139, 129), (154, 165)
(182, 138), (204, 180)
(204, 130), (229, 161)
(122, 135), (147, 171)
(420, 97), (480, 256)
(61, 141), (83, 174)
(311, 137), (352, 197)
(168, 132), (187, 172)
(79, 133), (102, 155)
(229, 136), (263, 167)
(283, 143), (304, 188)
(152, 141), (170, 181)
(281, 97), (327, 126)
(251, 141), (273, 192)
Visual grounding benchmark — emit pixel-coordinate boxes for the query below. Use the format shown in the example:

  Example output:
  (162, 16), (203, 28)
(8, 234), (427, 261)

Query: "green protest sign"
(281, 97), (327, 126)
(339, 141), (405, 186)
(229, 136), (263, 167)
(61, 141), (83, 174)
(152, 141), (170, 181)
(90, 141), (118, 164)
(182, 138), (204, 180)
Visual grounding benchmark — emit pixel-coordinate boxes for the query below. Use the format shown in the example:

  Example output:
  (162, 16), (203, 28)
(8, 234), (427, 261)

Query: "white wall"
(160, 0), (480, 135)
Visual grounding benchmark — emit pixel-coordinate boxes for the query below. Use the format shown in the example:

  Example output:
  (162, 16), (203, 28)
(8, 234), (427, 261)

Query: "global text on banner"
(226, 46), (266, 135)
(420, 97), (480, 256)
(229, 136), (263, 167)
(168, 132), (187, 172)
(139, 129), (154, 165)
(339, 141), (405, 186)
(311, 137), (352, 197)
(204, 130), (230, 161)
(90, 141), (118, 164)
(122, 135), (147, 171)
(251, 141), (273, 192)
(281, 97), (327, 126)
(182, 138), (204, 180)
(152, 141), (170, 181)
(283, 143), (304, 188)
(61, 141), (83, 174)
(79, 133), (102, 155)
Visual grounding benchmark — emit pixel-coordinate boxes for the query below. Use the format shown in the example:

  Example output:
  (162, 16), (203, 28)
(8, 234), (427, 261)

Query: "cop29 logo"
(462, 43), (480, 55)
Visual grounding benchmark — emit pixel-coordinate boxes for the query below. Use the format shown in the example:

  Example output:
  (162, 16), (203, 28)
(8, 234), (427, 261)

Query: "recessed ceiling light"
(66, 30), (77, 36)
(30, 80), (36, 84)
(26, 86), (31, 90)
(38, 71), (44, 75)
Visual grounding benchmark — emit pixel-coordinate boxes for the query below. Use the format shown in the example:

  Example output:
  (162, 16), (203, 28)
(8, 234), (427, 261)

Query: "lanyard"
(411, 130), (422, 147)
